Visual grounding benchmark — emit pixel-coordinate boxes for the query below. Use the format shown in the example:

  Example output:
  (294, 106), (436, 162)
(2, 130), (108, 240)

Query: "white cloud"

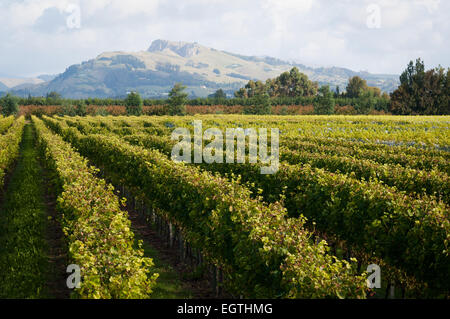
(0, 0), (448, 77)
(263, 0), (313, 12)
(86, 0), (159, 18)
(263, 0), (314, 33)
(414, 0), (440, 13)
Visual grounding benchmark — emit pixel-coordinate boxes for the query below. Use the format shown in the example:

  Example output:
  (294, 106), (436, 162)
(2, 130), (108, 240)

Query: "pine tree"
(167, 83), (188, 115)
(125, 91), (143, 116)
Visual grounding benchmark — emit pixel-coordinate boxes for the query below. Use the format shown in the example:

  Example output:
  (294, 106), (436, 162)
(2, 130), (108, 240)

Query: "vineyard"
(0, 114), (448, 299)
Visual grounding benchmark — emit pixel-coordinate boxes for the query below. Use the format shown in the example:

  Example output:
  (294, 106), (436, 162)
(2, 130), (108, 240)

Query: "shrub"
(143, 105), (167, 116)
(334, 105), (357, 115)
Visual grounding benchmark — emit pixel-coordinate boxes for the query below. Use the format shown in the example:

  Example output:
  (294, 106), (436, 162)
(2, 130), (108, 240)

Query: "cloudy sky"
(0, 0), (448, 78)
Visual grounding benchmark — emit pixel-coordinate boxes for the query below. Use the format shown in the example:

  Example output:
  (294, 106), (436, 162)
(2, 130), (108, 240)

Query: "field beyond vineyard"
(0, 114), (448, 299)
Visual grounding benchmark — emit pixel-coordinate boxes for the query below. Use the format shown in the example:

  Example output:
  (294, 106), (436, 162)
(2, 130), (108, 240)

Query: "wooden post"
(216, 268), (223, 297)
(211, 266), (217, 295)
(346, 246), (352, 261)
(157, 216), (161, 235)
(166, 222), (170, 246)
(389, 283), (395, 299)
(169, 223), (173, 248)
(179, 235), (184, 261)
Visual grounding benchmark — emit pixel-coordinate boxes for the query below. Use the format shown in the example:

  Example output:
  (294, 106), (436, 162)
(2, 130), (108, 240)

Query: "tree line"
(230, 61), (448, 115)
(1, 59), (448, 116)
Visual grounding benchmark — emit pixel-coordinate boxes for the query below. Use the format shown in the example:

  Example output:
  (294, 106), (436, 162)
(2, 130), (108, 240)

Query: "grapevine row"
(284, 135), (450, 160)
(282, 138), (449, 172)
(64, 116), (449, 172)
(119, 131), (450, 292)
(43, 116), (367, 298)
(58, 118), (450, 202)
(98, 115), (449, 147)
(0, 117), (26, 188)
(33, 116), (158, 299)
(0, 116), (15, 134)
(44, 116), (450, 293)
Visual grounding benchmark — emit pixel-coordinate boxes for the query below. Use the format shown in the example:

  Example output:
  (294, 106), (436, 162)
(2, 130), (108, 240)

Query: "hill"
(11, 39), (399, 98)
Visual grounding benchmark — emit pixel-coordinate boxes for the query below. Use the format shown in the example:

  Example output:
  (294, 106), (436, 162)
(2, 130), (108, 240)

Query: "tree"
(167, 83), (188, 115)
(314, 85), (335, 115)
(346, 76), (368, 98)
(390, 59), (449, 115)
(46, 91), (61, 99)
(234, 87), (248, 98)
(125, 91), (143, 116)
(366, 86), (381, 97)
(46, 91), (62, 105)
(76, 100), (87, 116)
(266, 67), (318, 97)
(60, 102), (77, 116)
(209, 89), (227, 100)
(244, 93), (272, 115)
(243, 80), (266, 98)
(334, 86), (340, 98)
(356, 89), (378, 114)
(0, 93), (19, 116)
(236, 67), (318, 99)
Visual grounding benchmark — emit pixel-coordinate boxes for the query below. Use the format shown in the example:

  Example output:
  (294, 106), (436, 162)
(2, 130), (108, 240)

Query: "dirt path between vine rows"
(122, 198), (218, 299)
(39, 145), (70, 299)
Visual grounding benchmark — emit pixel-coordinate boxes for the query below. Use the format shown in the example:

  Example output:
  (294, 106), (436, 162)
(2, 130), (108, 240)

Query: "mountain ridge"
(7, 39), (400, 98)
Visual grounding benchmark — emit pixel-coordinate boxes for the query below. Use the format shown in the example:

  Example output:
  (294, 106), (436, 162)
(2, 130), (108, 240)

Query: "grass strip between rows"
(0, 123), (48, 298)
